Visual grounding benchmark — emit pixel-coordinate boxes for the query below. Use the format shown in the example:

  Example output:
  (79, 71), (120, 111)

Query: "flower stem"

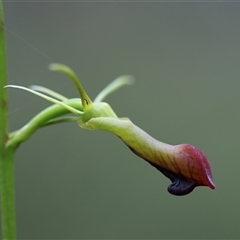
(0, 1), (17, 239)
(0, 150), (16, 240)
(7, 99), (83, 150)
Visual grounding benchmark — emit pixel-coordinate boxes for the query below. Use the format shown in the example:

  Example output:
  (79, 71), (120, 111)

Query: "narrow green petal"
(5, 85), (83, 115)
(94, 75), (134, 103)
(49, 63), (92, 110)
(30, 85), (68, 101)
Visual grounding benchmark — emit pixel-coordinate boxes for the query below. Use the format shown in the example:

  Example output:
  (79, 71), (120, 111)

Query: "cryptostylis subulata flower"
(6, 64), (215, 196)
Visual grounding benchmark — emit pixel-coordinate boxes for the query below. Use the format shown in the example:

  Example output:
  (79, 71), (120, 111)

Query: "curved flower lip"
(128, 143), (215, 196)
(81, 117), (215, 196)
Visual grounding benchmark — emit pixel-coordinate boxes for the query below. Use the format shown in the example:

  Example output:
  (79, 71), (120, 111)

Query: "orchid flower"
(6, 64), (215, 196)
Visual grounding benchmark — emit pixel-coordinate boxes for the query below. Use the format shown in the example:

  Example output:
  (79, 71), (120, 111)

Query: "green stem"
(0, 150), (16, 240)
(0, 1), (17, 239)
(2, 99), (83, 239)
(7, 99), (83, 151)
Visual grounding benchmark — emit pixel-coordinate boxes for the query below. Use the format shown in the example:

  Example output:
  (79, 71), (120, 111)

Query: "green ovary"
(80, 116), (174, 167)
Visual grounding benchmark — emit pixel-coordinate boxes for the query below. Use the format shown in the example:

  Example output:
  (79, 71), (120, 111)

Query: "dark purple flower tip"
(128, 143), (215, 196)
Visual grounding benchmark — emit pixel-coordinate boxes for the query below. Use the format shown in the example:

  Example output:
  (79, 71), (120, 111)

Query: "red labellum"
(174, 144), (215, 190)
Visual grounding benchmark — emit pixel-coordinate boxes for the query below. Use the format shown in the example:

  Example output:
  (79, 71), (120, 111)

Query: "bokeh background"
(1, 1), (240, 239)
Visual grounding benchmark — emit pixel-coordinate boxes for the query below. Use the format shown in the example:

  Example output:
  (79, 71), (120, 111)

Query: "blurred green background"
(1, 2), (240, 239)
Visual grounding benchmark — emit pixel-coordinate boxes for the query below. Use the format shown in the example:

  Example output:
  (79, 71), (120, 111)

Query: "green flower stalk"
(6, 64), (215, 196)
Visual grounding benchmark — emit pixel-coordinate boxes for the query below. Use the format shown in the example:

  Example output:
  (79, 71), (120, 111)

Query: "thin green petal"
(30, 85), (68, 101)
(49, 63), (92, 110)
(5, 85), (83, 115)
(94, 75), (134, 103)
